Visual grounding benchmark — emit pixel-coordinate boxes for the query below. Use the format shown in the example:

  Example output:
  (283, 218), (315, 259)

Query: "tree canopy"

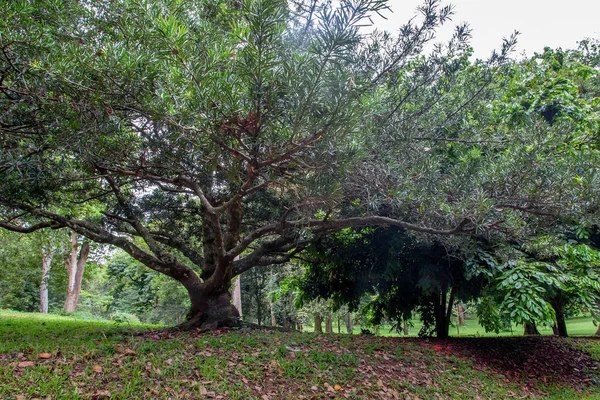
(1, 0), (599, 329)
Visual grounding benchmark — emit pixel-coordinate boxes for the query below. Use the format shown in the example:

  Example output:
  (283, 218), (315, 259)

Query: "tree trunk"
(524, 322), (540, 335)
(64, 232), (90, 313)
(325, 312), (333, 333)
(337, 314), (341, 334)
(232, 275), (242, 318)
(345, 312), (353, 334)
(595, 323), (600, 336)
(179, 288), (240, 330)
(434, 287), (454, 339)
(457, 302), (465, 326)
(314, 314), (323, 333)
(403, 320), (409, 335)
(39, 246), (54, 314)
(270, 301), (277, 326)
(550, 296), (568, 337)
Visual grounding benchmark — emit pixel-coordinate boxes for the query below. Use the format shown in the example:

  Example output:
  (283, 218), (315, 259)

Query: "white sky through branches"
(369, 0), (600, 59)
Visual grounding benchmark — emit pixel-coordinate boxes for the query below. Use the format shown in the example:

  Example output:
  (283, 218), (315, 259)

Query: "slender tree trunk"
(595, 323), (600, 336)
(345, 312), (353, 334)
(524, 322), (540, 335)
(270, 301), (277, 326)
(403, 320), (409, 335)
(72, 241), (89, 308)
(435, 287), (454, 339)
(325, 312), (333, 333)
(39, 246), (54, 314)
(64, 232), (90, 313)
(232, 275), (242, 318)
(256, 293), (263, 326)
(337, 314), (341, 334)
(550, 297), (568, 337)
(457, 302), (465, 326)
(314, 314), (323, 333)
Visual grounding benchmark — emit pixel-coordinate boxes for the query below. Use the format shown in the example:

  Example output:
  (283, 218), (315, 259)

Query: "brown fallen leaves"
(17, 361), (35, 368)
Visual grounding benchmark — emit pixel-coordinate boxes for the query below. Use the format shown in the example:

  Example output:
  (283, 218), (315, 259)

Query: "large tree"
(1, 0), (596, 329)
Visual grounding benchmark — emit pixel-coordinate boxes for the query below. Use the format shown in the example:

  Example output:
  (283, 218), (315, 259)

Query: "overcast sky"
(369, 0), (600, 59)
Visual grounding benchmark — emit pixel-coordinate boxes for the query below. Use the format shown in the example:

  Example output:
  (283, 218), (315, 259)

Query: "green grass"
(307, 315), (600, 337)
(1, 310), (599, 399)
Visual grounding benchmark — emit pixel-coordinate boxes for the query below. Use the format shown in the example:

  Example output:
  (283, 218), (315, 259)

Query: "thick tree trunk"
(345, 312), (353, 334)
(179, 288), (240, 330)
(524, 322), (540, 335)
(175, 202), (243, 331)
(64, 232), (90, 313)
(550, 297), (568, 337)
(39, 246), (54, 314)
(325, 312), (333, 333)
(314, 314), (323, 333)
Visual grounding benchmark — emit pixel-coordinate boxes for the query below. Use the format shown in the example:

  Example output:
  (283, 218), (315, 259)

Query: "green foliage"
(297, 227), (485, 337)
(474, 239), (600, 333)
(0, 230), (68, 312)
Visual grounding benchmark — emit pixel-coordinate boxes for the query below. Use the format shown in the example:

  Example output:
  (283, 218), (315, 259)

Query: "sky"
(368, 0), (600, 59)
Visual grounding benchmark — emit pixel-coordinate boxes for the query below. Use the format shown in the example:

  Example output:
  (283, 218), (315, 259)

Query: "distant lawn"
(1, 310), (599, 399)
(305, 315), (600, 337)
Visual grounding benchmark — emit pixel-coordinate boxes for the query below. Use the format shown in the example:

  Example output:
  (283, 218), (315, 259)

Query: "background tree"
(471, 240), (600, 337)
(297, 227), (486, 338)
(64, 232), (91, 312)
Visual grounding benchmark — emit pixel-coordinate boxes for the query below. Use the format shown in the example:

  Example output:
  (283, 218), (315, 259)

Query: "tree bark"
(270, 301), (277, 326)
(179, 287), (240, 330)
(524, 322), (540, 335)
(550, 296), (568, 337)
(595, 323), (600, 336)
(403, 320), (409, 335)
(345, 312), (353, 334)
(232, 275), (242, 318)
(457, 302), (465, 326)
(434, 287), (454, 339)
(39, 246), (54, 314)
(325, 312), (333, 334)
(314, 314), (323, 333)
(64, 232), (90, 313)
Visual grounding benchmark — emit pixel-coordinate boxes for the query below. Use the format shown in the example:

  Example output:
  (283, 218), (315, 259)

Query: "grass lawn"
(308, 315), (600, 337)
(1, 310), (599, 399)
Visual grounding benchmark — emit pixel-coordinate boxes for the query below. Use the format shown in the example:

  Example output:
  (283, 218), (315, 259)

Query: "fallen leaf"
(334, 385), (342, 391)
(92, 365), (102, 373)
(18, 361), (35, 368)
(39, 353), (52, 359)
